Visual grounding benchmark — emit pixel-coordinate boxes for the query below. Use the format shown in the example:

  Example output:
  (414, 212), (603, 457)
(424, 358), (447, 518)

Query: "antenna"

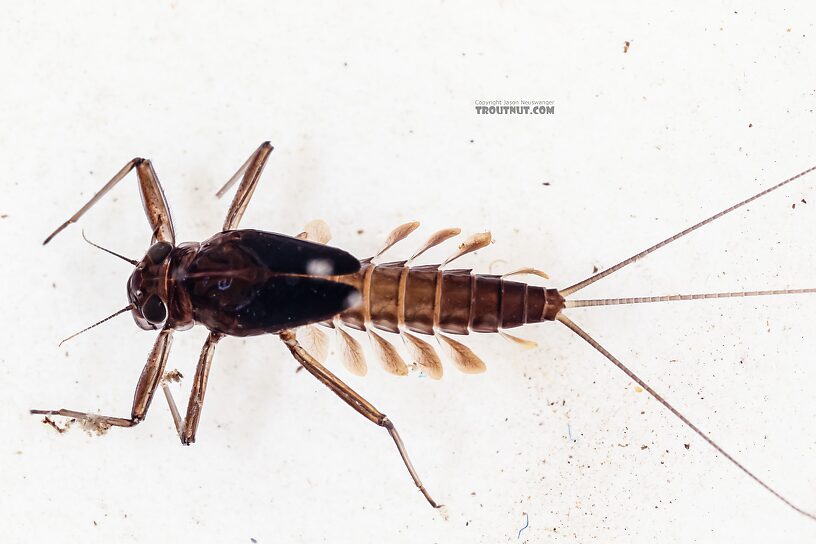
(59, 304), (135, 347)
(81, 230), (138, 265)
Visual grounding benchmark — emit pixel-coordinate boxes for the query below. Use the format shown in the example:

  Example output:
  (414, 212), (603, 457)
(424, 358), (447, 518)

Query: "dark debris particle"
(295, 365), (304, 373)
(0, 214), (7, 219)
(469, 139), (474, 143)
(684, 443), (690, 450)
(163, 369), (184, 383)
(623, 41), (631, 53)
(748, 123), (753, 127)
(592, 265), (599, 273)
(541, 181), (550, 186)
(802, 198), (807, 204)
(251, 539), (258, 543)
(356, 228), (364, 235)
(640, 445), (648, 450)
(43, 416), (71, 434)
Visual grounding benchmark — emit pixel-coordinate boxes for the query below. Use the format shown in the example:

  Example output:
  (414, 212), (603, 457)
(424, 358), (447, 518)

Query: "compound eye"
(142, 294), (167, 324)
(146, 242), (172, 264)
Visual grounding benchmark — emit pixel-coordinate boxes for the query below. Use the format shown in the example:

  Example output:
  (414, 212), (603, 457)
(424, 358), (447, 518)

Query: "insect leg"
(31, 328), (174, 431)
(278, 329), (443, 509)
(217, 141), (274, 230)
(161, 381), (184, 435)
(165, 331), (222, 445)
(44, 157), (175, 245)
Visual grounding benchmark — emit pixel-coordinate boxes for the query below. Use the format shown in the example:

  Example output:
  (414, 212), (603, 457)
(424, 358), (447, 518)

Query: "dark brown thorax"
(127, 230), (361, 337)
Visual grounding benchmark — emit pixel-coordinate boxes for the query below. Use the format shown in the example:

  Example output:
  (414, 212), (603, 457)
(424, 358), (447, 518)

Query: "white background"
(1, 2), (815, 543)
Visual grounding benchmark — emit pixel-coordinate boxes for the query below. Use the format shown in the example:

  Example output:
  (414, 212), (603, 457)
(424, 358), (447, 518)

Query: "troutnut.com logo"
(474, 99), (555, 115)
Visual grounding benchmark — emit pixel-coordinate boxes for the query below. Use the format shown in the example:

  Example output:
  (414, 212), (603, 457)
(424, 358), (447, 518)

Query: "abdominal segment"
(337, 261), (563, 335)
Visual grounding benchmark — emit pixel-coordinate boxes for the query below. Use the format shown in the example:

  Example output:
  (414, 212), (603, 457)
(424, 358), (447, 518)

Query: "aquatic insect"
(31, 142), (816, 519)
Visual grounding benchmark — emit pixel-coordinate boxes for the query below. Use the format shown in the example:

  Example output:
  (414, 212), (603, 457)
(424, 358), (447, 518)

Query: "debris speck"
(541, 181), (550, 186)
(748, 123), (753, 128)
(162, 369), (183, 383)
(641, 445), (649, 450)
(0, 214), (7, 219)
(518, 512), (530, 539)
(623, 41), (631, 53)
(684, 443), (690, 450)
(438, 505), (450, 521)
(78, 414), (112, 436)
(592, 264), (599, 273)
(295, 365), (304, 373)
(251, 539), (258, 543)
(43, 416), (72, 434)
(356, 229), (364, 235)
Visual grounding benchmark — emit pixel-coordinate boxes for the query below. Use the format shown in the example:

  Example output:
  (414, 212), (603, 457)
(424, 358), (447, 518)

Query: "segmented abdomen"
(337, 261), (565, 335)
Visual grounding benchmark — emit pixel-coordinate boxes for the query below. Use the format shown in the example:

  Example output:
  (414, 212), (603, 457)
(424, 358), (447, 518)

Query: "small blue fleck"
(218, 278), (232, 291)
